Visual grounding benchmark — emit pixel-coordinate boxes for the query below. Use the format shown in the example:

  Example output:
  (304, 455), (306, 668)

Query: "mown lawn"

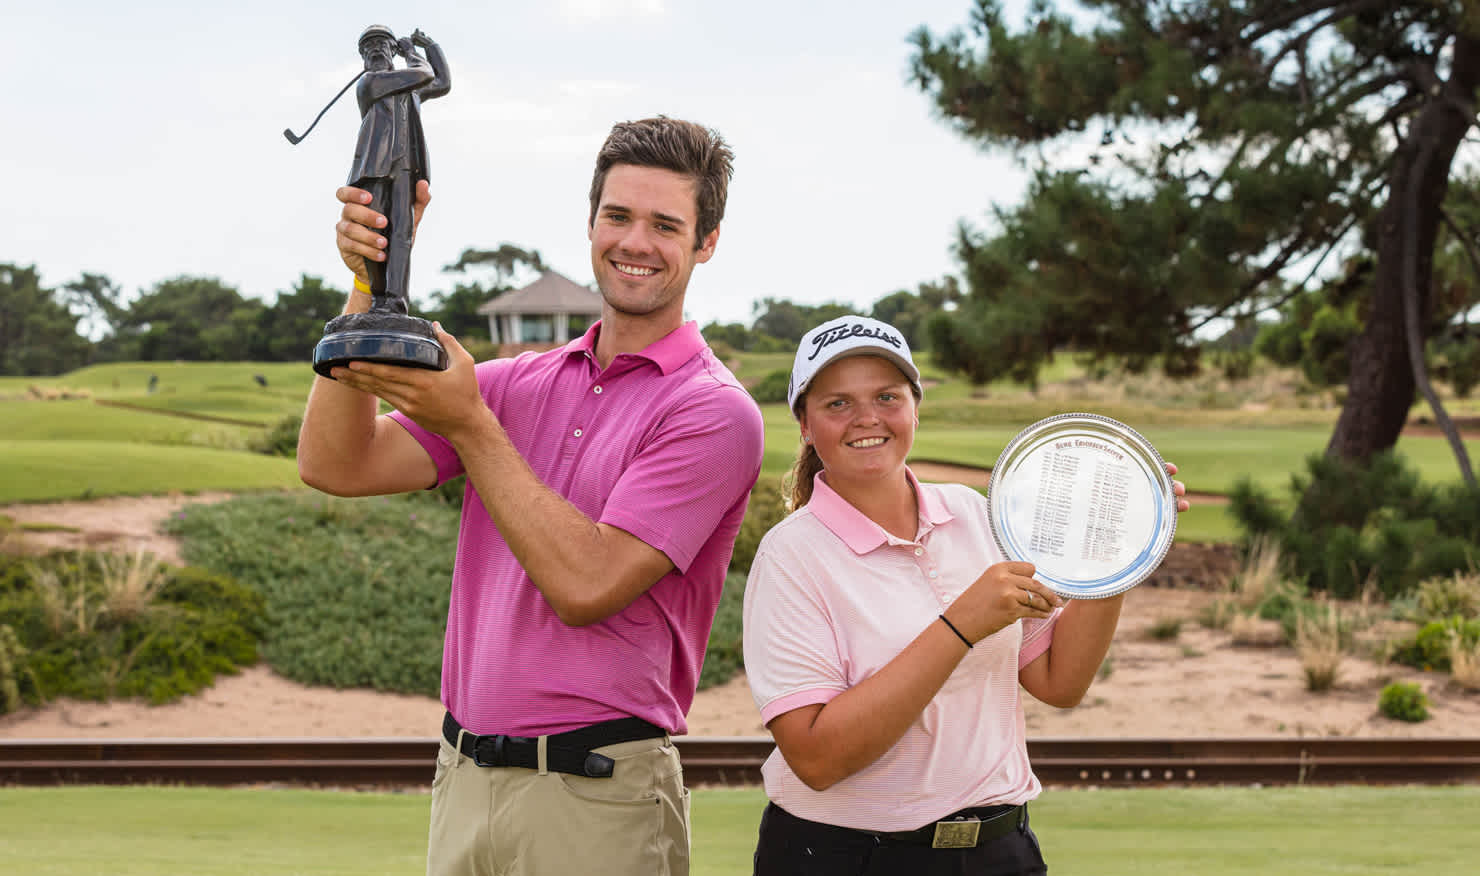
(1, 785), (1475, 876)
(0, 440), (302, 503)
(7, 360), (1479, 539)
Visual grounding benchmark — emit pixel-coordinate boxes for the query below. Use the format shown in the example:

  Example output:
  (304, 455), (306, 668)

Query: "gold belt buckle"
(931, 816), (980, 849)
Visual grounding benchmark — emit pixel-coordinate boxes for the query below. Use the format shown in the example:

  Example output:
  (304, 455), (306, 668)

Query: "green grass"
(0, 440), (302, 503)
(0, 363), (313, 503)
(2, 785), (1476, 875)
(8, 358), (1480, 547)
(0, 399), (258, 445)
(6, 361), (316, 400)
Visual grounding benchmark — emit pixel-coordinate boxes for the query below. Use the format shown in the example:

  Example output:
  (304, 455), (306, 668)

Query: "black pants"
(753, 802), (1047, 876)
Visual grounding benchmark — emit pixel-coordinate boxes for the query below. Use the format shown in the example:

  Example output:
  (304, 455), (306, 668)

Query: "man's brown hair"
(588, 117), (734, 249)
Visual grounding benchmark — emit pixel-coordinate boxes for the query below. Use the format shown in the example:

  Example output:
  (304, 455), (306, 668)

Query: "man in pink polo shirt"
(298, 117), (764, 876)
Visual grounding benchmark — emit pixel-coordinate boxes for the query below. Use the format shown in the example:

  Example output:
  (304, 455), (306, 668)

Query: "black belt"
(442, 711), (666, 779)
(868, 804), (1026, 849)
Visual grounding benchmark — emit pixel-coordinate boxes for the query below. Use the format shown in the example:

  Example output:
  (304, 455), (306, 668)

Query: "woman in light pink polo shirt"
(743, 316), (1187, 875)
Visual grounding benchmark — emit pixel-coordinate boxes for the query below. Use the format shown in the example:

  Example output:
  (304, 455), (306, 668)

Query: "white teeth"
(849, 437), (886, 448)
(614, 263), (656, 276)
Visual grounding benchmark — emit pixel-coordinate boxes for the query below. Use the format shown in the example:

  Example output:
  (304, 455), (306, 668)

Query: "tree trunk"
(1326, 34), (1480, 464)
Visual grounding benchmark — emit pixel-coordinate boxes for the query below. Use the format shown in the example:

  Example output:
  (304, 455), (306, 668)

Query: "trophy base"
(313, 312), (448, 378)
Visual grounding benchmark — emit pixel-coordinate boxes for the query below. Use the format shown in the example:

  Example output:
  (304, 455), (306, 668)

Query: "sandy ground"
(3, 490), (1477, 740)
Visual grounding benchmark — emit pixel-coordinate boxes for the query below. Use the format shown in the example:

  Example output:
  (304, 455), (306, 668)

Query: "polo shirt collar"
(808, 467), (956, 555)
(567, 320), (706, 375)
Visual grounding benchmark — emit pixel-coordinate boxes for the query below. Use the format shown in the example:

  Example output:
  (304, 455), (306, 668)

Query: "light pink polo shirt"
(390, 320), (764, 736)
(743, 469), (1060, 832)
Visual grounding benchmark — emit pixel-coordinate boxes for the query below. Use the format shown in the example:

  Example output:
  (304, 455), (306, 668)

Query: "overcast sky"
(6, 0), (1035, 330)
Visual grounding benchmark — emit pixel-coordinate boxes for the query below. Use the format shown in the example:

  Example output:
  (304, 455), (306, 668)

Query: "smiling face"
(799, 354), (918, 493)
(588, 163), (717, 332)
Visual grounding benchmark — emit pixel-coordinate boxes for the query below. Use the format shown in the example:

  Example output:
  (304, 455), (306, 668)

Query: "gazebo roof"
(477, 270), (602, 316)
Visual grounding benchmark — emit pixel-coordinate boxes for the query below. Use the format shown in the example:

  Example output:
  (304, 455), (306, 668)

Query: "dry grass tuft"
(1449, 634), (1480, 692)
(1414, 571), (1480, 623)
(1296, 603), (1345, 692)
(1232, 535), (1284, 611)
(1230, 612), (1286, 647)
(1199, 596), (1239, 630)
(1147, 616), (1183, 641)
(96, 548), (167, 623)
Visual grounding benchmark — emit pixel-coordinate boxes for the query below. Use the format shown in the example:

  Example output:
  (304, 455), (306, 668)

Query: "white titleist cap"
(787, 316), (922, 417)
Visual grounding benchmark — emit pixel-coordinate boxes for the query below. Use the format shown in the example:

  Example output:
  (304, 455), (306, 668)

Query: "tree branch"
(1441, 206), (1480, 300)
(1242, 0), (1384, 48)
(1402, 123), (1476, 486)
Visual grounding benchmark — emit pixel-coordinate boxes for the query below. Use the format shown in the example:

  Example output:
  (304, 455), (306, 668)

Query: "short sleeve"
(742, 534), (849, 725)
(388, 359), (510, 486)
(1019, 608), (1062, 667)
(599, 385), (763, 572)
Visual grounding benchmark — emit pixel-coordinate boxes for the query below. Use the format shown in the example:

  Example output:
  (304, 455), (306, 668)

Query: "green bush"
(165, 493), (457, 696)
(248, 413), (302, 457)
(0, 624), (27, 714)
(1229, 451), (1480, 600)
(1408, 572), (1480, 623)
(731, 482), (789, 575)
(1390, 617), (1480, 672)
(0, 552), (263, 708)
(1377, 682), (1430, 722)
(698, 571), (747, 691)
(460, 338), (500, 362)
(748, 369), (791, 405)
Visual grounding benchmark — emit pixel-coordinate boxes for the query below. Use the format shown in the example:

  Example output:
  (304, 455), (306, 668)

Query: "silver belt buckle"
(931, 816), (980, 849)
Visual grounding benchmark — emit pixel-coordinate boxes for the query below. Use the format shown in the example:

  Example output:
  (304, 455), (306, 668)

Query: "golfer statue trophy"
(285, 25), (451, 378)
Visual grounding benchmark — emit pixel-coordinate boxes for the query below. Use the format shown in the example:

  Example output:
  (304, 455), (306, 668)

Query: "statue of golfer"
(349, 25), (450, 312)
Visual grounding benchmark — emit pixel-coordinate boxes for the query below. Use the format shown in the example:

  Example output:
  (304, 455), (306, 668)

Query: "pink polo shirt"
(743, 469), (1060, 832)
(390, 320), (764, 736)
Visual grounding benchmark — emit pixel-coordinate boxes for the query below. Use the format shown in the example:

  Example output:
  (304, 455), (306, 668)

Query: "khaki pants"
(427, 733), (690, 876)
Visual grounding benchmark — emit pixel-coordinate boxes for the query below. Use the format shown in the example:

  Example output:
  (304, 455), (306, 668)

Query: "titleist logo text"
(807, 323), (903, 361)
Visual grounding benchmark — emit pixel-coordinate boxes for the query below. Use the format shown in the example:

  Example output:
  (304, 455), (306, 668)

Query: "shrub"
(460, 338), (500, 362)
(1390, 617), (1480, 672)
(730, 482), (789, 575)
(249, 413), (303, 457)
(1409, 572), (1480, 624)
(0, 624), (28, 714)
(165, 494), (456, 696)
(748, 369), (791, 404)
(1148, 617), (1182, 641)
(0, 552), (263, 707)
(1228, 451), (1480, 600)
(1377, 682), (1430, 723)
(698, 572), (746, 691)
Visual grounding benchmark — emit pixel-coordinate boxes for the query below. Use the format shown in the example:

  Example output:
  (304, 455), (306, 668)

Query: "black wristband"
(938, 614), (972, 650)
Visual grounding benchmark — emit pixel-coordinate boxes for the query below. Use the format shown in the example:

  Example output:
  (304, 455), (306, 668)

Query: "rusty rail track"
(3, 737), (1478, 788)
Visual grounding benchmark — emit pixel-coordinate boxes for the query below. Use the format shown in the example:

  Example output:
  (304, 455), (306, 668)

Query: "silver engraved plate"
(988, 413), (1177, 599)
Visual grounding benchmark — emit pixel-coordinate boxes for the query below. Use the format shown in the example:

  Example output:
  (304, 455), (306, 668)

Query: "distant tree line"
(0, 243), (550, 377)
(1, 247), (964, 376)
(700, 276), (964, 355)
